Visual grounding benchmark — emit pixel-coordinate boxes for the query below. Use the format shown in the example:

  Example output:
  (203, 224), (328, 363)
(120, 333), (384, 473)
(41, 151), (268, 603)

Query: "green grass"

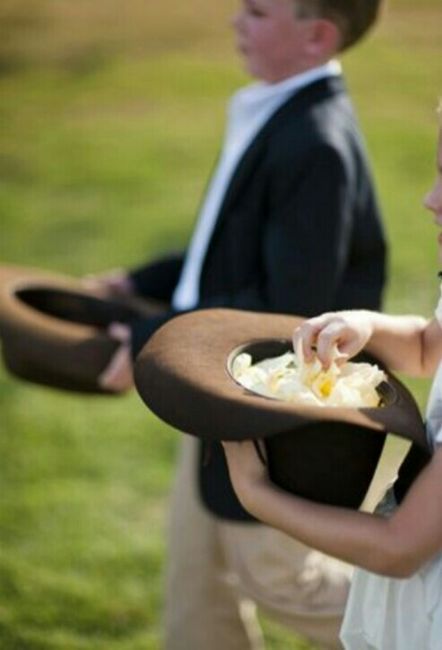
(0, 1), (441, 648)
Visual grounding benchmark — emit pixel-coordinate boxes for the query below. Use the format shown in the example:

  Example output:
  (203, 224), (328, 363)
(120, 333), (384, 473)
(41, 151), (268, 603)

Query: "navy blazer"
(130, 75), (387, 520)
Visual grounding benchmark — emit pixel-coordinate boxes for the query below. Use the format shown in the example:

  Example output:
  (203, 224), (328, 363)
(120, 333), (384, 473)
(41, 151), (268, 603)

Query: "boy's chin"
(241, 58), (271, 82)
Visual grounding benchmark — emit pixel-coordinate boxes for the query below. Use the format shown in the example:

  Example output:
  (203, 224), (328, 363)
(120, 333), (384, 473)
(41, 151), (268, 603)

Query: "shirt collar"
(234, 59), (342, 107)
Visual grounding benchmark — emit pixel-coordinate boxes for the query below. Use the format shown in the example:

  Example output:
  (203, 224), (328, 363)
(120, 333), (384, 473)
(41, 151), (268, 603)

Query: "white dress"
(340, 298), (442, 650)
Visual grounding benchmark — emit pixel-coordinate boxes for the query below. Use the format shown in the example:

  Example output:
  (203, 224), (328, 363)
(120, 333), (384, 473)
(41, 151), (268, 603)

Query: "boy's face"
(232, 0), (318, 83)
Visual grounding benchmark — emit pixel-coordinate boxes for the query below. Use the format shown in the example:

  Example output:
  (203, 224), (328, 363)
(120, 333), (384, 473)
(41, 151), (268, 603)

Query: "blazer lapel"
(204, 75), (346, 253)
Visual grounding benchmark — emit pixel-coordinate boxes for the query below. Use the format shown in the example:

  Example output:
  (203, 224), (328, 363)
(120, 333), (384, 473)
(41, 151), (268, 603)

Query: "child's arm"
(294, 310), (442, 377)
(222, 440), (442, 578)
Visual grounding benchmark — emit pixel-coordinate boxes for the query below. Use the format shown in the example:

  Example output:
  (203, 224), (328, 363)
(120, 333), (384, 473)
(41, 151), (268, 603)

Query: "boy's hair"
(294, 0), (383, 52)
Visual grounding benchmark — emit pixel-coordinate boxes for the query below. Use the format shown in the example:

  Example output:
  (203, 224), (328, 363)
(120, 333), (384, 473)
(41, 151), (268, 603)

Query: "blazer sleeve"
(128, 252), (184, 301)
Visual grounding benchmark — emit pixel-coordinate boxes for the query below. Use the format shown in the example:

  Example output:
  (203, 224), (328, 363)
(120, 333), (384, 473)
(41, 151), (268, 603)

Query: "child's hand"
(221, 440), (272, 513)
(82, 268), (134, 298)
(98, 323), (134, 393)
(293, 311), (374, 369)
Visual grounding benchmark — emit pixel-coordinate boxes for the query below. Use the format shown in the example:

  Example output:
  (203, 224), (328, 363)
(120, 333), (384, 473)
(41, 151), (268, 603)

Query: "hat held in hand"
(0, 264), (163, 394)
(134, 309), (429, 509)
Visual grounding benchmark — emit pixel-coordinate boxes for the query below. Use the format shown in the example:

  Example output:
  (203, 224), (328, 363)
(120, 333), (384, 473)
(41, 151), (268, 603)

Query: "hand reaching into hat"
(98, 323), (134, 393)
(293, 311), (374, 370)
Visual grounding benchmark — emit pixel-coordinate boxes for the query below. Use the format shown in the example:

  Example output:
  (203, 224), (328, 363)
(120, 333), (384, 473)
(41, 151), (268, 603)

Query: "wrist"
(239, 477), (279, 520)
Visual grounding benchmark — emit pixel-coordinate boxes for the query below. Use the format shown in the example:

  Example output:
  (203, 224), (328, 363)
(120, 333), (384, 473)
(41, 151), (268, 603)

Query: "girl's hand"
(293, 311), (374, 369)
(221, 440), (271, 513)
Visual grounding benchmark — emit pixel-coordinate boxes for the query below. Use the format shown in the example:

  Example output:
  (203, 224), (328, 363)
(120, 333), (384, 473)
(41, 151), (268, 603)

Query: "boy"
(94, 1), (387, 648)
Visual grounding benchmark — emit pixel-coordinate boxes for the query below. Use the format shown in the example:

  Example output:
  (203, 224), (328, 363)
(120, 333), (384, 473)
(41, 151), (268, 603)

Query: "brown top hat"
(134, 309), (430, 508)
(0, 264), (164, 394)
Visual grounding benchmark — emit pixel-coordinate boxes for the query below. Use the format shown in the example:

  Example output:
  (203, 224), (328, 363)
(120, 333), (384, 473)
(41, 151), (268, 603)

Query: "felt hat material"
(134, 309), (429, 508)
(0, 264), (163, 394)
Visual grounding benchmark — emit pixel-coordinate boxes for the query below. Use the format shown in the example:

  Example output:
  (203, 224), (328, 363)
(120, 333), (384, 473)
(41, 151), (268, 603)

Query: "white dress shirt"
(171, 60), (342, 311)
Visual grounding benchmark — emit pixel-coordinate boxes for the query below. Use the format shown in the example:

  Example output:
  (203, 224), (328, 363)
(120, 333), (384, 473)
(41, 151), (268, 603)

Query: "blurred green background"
(0, 1), (441, 648)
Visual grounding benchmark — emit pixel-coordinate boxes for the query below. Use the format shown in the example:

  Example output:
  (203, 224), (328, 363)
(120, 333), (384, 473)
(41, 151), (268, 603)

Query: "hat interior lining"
(15, 287), (141, 329)
(227, 339), (292, 402)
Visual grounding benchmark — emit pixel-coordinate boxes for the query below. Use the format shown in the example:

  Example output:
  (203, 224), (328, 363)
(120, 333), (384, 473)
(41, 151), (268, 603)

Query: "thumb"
(108, 322), (131, 343)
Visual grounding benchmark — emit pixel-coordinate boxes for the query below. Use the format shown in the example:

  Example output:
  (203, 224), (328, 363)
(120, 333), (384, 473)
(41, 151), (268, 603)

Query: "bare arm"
(294, 310), (442, 377)
(364, 312), (441, 376)
(222, 441), (442, 578)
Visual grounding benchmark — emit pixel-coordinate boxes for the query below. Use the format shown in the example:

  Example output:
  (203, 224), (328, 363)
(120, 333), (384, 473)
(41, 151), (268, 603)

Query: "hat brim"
(134, 309), (429, 508)
(134, 308), (426, 447)
(0, 264), (164, 393)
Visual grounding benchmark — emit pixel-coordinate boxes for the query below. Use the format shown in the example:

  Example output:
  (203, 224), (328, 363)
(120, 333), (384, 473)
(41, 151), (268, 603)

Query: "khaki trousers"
(164, 436), (351, 650)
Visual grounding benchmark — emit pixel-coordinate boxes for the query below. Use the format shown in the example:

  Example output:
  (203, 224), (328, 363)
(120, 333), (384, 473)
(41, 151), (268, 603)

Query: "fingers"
(293, 314), (335, 364)
(315, 320), (351, 368)
(108, 322), (130, 343)
(293, 313), (369, 368)
(98, 342), (133, 392)
(293, 320), (320, 363)
(82, 269), (134, 297)
(105, 272), (134, 296)
(98, 322), (133, 392)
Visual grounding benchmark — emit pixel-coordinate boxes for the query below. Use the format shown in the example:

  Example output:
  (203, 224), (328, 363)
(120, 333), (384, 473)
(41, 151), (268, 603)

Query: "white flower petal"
(231, 347), (386, 408)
